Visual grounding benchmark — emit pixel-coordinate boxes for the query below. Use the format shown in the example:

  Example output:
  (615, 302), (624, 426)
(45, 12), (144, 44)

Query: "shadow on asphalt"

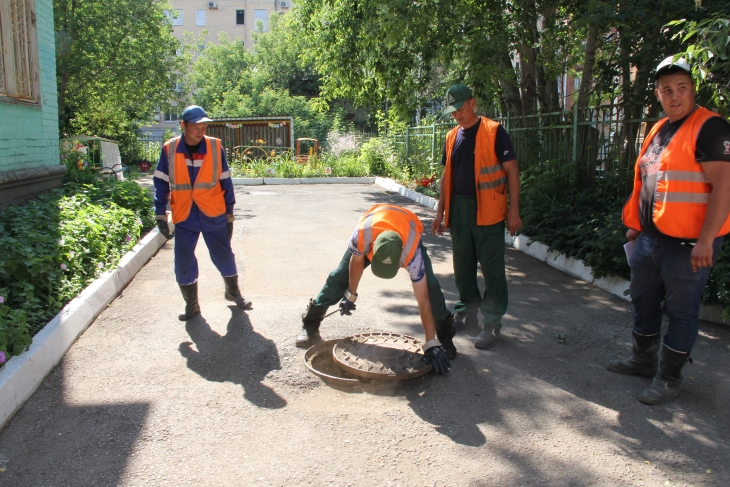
(180, 306), (286, 409)
(0, 363), (149, 485)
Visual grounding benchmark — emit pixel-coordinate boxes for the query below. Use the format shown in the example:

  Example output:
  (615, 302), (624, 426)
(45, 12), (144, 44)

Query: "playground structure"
(295, 138), (319, 163)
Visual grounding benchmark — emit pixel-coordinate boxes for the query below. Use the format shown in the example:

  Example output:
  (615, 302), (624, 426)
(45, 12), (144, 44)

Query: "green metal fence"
(389, 106), (660, 196)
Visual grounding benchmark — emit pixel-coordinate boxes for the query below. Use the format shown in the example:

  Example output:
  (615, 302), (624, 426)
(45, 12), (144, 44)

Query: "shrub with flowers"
(0, 178), (153, 365)
(325, 131), (360, 159)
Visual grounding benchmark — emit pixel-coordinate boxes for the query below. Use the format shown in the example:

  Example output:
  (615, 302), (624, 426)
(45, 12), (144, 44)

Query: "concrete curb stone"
(374, 177), (728, 325)
(232, 177), (376, 185)
(0, 227), (170, 429)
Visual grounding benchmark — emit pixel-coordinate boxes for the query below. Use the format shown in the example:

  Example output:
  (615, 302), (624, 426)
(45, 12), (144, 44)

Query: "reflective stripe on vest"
(358, 204), (422, 267)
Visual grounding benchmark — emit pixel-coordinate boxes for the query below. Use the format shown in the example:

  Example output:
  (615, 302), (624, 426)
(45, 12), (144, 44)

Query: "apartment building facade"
(145, 0), (289, 137)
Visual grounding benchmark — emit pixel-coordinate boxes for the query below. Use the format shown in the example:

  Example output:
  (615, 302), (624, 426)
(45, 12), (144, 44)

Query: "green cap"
(443, 84), (473, 114)
(371, 231), (402, 279)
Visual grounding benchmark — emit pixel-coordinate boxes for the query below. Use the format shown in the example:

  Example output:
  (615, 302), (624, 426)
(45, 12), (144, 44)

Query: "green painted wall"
(0, 0), (60, 172)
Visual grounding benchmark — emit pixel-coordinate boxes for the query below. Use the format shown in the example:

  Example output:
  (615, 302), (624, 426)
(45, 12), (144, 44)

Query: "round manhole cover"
(333, 332), (432, 381)
(304, 339), (361, 388)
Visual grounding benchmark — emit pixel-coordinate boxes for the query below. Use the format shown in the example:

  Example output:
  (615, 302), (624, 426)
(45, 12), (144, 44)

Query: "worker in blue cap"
(153, 105), (252, 320)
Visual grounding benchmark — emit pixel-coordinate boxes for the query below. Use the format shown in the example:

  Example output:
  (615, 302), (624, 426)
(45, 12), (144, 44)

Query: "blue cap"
(181, 105), (213, 124)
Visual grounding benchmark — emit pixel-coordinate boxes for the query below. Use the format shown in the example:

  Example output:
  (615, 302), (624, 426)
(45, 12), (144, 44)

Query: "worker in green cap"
(433, 84), (522, 350)
(295, 204), (455, 374)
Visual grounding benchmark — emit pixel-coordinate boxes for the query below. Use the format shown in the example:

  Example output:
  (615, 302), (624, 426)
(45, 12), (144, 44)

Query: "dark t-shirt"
(638, 110), (730, 238)
(441, 118), (516, 196)
(185, 140), (202, 157)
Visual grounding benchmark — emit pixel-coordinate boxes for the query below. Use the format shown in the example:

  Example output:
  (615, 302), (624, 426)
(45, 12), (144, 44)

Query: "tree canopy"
(293, 0), (729, 121)
(54, 0), (183, 148)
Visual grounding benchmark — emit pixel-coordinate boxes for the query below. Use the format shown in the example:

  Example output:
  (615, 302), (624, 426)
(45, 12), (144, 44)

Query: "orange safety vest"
(442, 117), (509, 228)
(356, 204), (423, 267)
(623, 107), (730, 239)
(165, 136), (226, 224)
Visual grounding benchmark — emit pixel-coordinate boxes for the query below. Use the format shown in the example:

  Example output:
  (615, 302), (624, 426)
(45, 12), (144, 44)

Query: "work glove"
(227, 222), (233, 240)
(156, 219), (174, 240)
(421, 345), (451, 374)
(339, 297), (356, 315)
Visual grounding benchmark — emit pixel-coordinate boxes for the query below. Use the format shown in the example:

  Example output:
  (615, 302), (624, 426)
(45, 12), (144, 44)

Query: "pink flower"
(60, 264), (68, 271)
(0, 295), (4, 304)
(0, 351), (6, 363)
(125, 235), (132, 242)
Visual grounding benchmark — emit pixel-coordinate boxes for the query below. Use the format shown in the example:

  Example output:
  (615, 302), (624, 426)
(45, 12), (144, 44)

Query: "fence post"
(506, 111), (511, 134)
(572, 103), (579, 164)
(405, 126), (410, 164)
(431, 125), (436, 168)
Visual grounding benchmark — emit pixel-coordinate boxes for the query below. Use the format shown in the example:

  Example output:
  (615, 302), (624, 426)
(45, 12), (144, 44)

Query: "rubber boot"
(606, 330), (660, 377)
(434, 314), (457, 360)
(178, 283), (201, 321)
(296, 299), (328, 349)
(475, 325), (501, 349)
(638, 344), (691, 405)
(223, 275), (252, 309)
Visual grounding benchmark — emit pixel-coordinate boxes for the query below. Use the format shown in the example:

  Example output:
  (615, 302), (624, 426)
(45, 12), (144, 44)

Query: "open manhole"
(304, 339), (362, 388)
(332, 332), (432, 381)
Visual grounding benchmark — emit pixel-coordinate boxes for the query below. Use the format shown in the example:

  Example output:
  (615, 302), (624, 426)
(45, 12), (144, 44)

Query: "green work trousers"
(449, 194), (508, 329)
(314, 242), (451, 320)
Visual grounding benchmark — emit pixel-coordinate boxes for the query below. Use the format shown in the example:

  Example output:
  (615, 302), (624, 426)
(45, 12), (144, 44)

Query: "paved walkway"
(0, 185), (728, 486)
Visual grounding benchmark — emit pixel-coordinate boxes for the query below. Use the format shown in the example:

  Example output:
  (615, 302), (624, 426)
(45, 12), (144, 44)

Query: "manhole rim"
(304, 338), (362, 387)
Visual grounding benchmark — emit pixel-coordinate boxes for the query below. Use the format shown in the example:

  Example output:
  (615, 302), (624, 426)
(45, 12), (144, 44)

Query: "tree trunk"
(576, 23), (599, 108)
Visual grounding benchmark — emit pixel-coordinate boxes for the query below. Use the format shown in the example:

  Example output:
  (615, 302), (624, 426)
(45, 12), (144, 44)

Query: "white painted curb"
(0, 226), (171, 429)
(232, 177), (375, 185)
(374, 177), (729, 325)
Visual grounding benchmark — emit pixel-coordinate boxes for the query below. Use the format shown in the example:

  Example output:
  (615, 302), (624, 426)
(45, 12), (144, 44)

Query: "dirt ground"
(1, 184), (729, 487)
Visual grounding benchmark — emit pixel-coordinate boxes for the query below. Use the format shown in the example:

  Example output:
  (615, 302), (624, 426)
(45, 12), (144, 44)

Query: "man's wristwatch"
(344, 289), (358, 303)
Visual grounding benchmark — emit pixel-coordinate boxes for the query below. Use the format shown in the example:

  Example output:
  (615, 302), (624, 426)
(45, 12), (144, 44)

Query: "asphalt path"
(0, 184), (728, 486)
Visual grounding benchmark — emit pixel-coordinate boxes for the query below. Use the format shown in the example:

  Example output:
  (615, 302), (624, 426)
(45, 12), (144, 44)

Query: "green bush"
(0, 179), (153, 364)
(358, 138), (396, 177)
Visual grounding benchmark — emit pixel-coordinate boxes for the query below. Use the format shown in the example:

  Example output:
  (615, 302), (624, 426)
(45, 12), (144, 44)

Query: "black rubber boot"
(434, 314), (457, 360)
(178, 283), (201, 321)
(639, 344), (691, 405)
(606, 330), (660, 377)
(296, 299), (328, 349)
(223, 275), (252, 309)
(475, 326), (501, 349)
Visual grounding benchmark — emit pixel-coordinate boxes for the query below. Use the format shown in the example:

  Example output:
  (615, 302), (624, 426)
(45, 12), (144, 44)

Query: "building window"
(167, 9), (183, 26)
(574, 76), (582, 90)
(0, 0), (40, 104)
(236, 10), (245, 25)
(163, 112), (178, 122)
(196, 9), (205, 26)
(254, 9), (267, 32)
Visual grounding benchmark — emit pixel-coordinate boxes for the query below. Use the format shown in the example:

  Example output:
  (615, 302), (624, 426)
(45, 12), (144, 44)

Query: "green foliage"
(358, 138), (397, 177)
(189, 21), (342, 143)
(55, 0), (185, 161)
(0, 179), (153, 364)
(520, 162), (631, 280)
(670, 12), (730, 116)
